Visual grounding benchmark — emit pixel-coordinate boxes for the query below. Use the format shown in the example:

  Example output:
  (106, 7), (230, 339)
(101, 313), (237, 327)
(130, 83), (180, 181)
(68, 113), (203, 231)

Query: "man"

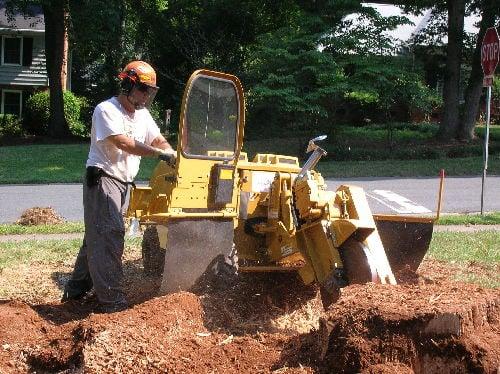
(62, 60), (175, 313)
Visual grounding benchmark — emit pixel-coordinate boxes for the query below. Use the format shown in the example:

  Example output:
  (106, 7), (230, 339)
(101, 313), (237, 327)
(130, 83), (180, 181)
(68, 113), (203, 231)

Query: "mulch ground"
(0, 258), (498, 374)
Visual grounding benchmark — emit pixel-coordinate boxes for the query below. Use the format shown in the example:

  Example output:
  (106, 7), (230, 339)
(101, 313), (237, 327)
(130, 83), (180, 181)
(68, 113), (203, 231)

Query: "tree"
(244, 6), (437, 136)
(7, 0), (70, 138)
(438, 0), (466, 140)
(245, 16), (343, 137)
(69, 0), (128, 104)
(43, 0), (70, 137)
(459, 0), (500, 140)
(399, 0), (500, 141)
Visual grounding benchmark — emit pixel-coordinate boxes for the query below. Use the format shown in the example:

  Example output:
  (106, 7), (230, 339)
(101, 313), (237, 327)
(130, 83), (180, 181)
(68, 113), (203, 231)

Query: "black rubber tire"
(142, 226), (166, 276)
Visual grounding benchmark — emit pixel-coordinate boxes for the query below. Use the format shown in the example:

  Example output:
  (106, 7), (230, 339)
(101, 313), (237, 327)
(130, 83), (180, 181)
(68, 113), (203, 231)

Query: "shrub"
(64, 91), (89, 137)
(475, 126), (500, 141)
(324, 144), (444, 161)
(325, 146), (393, 161)
(24, 91), (49, 135)
(394, 147), (443, 160)
(24, 90), (89, 137)
(0, 114), (24, 139)
(446, 145), (483, 158)
(489, 143), (500, 155)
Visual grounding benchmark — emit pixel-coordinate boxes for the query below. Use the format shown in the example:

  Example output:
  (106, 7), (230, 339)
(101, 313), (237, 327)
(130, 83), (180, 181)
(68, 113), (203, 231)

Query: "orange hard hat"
(118, 60), (158, 88)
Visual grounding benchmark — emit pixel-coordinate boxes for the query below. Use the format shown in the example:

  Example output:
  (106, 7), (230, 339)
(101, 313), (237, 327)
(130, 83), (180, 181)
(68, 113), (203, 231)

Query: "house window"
(22, 37), (33, 66)
(2, 90), (22, 116)
(2, 37), (22, 65)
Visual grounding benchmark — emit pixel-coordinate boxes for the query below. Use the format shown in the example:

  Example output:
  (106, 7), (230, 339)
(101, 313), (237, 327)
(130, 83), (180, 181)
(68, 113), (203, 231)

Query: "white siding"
(0, 34), (47, 86)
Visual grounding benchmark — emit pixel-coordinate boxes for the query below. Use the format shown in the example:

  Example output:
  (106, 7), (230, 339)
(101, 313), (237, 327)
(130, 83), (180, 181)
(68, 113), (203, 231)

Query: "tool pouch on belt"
(85, 166), (103, 187)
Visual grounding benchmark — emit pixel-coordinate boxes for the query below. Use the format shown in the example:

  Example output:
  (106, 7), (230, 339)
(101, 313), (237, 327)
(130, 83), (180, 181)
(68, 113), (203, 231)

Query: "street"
(0, 176), (499, 223)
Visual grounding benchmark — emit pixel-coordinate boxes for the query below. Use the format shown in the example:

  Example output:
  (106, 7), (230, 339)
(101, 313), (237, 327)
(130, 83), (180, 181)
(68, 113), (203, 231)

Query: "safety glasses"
(132, 83), (159, 109)
(137, 83), (157, 94)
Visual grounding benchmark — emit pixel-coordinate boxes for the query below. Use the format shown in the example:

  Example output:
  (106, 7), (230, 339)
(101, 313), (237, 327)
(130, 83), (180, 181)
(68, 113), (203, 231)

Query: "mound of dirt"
(0, 262), (498, 373)
(16, 207), (64, 225)
(316, 282), (500, 373)
(0, 300), (81, 373)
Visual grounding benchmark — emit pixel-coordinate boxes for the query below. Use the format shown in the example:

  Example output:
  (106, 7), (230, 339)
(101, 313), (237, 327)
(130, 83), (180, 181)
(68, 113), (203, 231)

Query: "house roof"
(0, 0), (44, 32)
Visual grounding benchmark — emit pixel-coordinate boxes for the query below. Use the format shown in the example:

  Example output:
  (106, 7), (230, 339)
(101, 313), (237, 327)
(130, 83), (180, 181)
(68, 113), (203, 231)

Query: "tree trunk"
(459, 0), (498, 141)
(438, 0), (465, 141)
(61, 16), (69, 90)
(43, 0), (70, 138)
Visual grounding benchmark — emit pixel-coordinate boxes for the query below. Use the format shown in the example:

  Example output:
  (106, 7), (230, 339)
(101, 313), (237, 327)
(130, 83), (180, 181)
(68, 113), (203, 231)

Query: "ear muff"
(119, 68), (139, 93)
(120, 77), (134, 93)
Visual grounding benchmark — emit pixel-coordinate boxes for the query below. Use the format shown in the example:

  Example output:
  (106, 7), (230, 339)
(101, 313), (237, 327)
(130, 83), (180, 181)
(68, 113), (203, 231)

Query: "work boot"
(61, 279), (93, 302)
(94, 301), (129, 314)
(79, 289), (97, 304)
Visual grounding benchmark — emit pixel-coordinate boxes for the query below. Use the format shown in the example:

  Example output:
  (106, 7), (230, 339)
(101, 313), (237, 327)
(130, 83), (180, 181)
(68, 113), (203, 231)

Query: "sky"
(362, 3), (481, 42)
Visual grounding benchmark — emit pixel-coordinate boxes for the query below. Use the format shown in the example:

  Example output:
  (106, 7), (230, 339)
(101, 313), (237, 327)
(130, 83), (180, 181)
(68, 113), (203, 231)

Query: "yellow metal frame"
(130, 70), (246, 222)
(126, 69), (433, 295)
(178, 69), (245, 165)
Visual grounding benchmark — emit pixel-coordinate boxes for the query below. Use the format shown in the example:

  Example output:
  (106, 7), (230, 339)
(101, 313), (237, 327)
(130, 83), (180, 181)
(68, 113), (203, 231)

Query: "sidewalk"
(1, 225), (499, 243)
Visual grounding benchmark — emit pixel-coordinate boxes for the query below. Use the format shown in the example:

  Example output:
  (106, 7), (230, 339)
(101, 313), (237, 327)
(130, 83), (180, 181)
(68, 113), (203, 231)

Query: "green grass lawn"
(0, 143), (159, 184)
(0, 238), (82, 270)
(436, 212), (500, 225)
(428, 231), (499, 288)
(429, 231), (499, 264)
(0, 237), (142, 270)
(1, 142), (499, 183)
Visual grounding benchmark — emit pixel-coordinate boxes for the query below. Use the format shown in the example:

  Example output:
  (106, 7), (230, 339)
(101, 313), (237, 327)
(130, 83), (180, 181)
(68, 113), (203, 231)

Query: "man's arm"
(151, 134), (174, 151)
(108, 134), (165, 157)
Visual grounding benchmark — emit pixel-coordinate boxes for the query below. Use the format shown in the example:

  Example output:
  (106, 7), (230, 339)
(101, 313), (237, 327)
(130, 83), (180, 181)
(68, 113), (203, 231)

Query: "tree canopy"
(8, 0), (500, 141)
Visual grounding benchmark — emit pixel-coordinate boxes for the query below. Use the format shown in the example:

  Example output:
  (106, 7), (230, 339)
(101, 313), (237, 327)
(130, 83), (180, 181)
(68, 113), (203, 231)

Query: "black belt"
(86, 166), (136, 188)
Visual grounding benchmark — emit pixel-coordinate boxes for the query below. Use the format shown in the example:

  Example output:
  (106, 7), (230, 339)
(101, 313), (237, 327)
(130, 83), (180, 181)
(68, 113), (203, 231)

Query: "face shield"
(128, 83), (159, 110)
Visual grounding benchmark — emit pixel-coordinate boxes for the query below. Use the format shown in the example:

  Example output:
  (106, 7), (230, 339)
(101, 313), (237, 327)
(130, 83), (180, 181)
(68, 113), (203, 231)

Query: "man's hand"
(154, 148), (177, 166)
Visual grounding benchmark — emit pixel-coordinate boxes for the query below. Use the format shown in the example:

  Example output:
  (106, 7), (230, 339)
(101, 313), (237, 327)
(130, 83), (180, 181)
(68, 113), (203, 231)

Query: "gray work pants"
(68, 176), (129, 307)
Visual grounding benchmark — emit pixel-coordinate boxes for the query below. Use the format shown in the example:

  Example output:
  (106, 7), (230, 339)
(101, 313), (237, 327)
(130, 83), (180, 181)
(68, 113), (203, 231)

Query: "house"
(0, 2), (70, 117)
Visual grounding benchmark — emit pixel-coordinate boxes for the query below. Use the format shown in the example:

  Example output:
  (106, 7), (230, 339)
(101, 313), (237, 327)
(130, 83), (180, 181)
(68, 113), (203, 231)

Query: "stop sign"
(481, 27), (499, 86)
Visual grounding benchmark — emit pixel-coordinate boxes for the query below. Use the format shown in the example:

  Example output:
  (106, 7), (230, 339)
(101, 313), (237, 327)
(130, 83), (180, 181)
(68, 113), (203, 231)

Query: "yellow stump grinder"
(127, 70), (434, 306)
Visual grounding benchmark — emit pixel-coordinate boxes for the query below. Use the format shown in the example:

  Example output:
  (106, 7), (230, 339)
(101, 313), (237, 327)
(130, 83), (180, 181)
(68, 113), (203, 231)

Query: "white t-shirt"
(86, 97), (161, 182)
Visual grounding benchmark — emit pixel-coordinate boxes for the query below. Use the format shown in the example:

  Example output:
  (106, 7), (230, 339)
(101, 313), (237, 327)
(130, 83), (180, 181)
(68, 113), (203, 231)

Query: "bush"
(489, 143), (500, 155)
(393, 147), (443, 160)
(24, 90), (89, 137)
(324, 144), (444, 161)
(64, 91), (89, 137)
(24, 91), (49, 135)
(0, 114), (24, 139)
(475, 125), (500, 141)
(446, 145), (483, 158)
(325, 145), (393, 161)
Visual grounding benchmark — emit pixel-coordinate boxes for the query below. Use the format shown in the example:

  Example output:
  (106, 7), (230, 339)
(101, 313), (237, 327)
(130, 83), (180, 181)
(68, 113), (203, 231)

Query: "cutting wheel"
(159, 219), (235, 294)
(339, 238), (379, 284)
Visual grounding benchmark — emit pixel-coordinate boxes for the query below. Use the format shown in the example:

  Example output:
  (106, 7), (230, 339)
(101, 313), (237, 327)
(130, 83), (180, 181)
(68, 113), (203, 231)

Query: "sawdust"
(0, 247), (498, 373)
(16, 207), (64, 226)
